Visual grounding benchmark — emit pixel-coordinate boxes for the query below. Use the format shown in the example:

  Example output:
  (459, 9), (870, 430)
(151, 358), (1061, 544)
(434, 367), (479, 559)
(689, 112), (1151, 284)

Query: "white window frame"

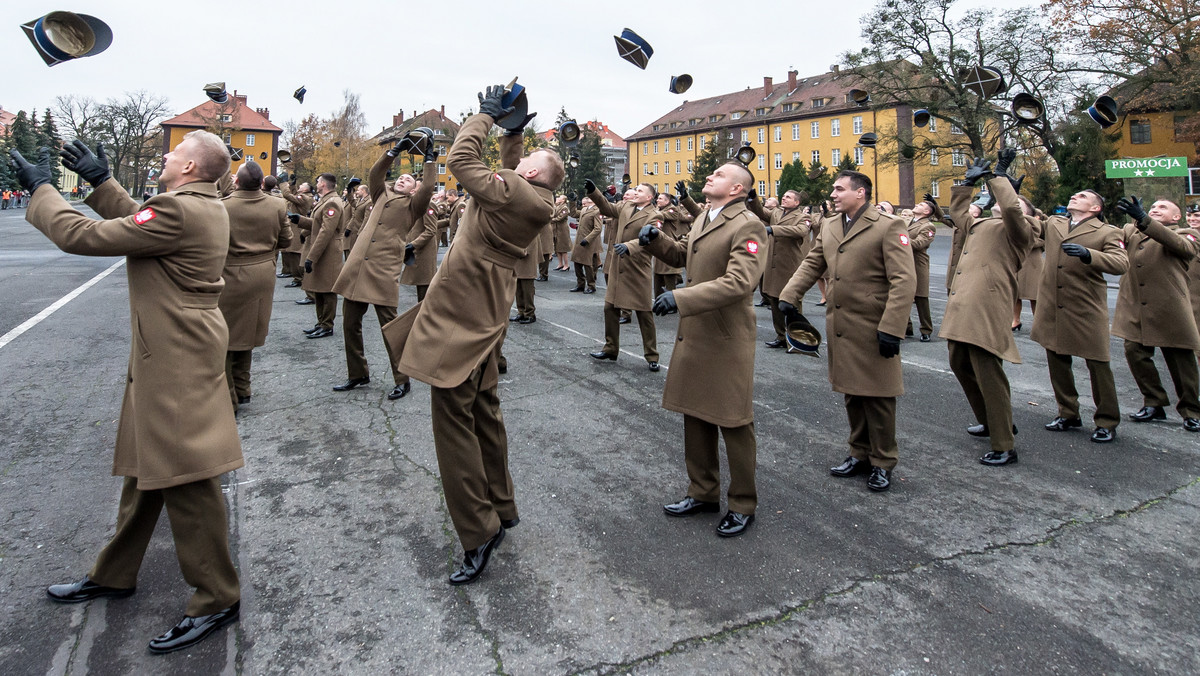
(741, 130), (749, 143)
(774, 126), (782, 142)
(854, 147), (864, 165)
(811, 121), (820, 139)
(930, 148), (939, 165)
(831, 119), (840, 137)
(757, 128), (765, 143)
(930, 180), (941, 199)
(245, 134), (255, 146)
(774, 153), (783, 169)
(831, 149), (841, 166)
(758, 155), (765, 170)
(792, 123), (800, 141)
(852, 116), (863, 134)
(812, 150), (821, 164)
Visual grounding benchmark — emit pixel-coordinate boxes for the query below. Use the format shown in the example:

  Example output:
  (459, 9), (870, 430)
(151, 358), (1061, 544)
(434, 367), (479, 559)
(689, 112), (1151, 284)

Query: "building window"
(741, 130), (749, 143)
(687, 160), (694, 172)
(811, 98), (826, 108)
(700, 136), (706, 149)
(774, 126), (782, 142)
(675, 138), (681, 151)
(758, 155), (765, 170)
(756, 107), (768, 116)
(728, 131), (734, 140)
(675, 161), (681, 173)
(812, 150), (821, 164)
(811, 121), (820, 139)
(222, 133), (231, 144)
(434, 129), (445, 136)
(654, 141), (659, 153)
(854, 147), (864, 165)
(219, 114), (232, 123)
(853, 116), (863, 134)
(758, 180), (767, 195)
(653, 162), (658, 174)
(928, 117), (937, 132)
(727, 147), (735, 159)
(731, 111), (743, 120)
(438, 164), (446, 175)
(792, 123), (800, 140)
(643, 163), (649, 173)
(664, 162), (670, 175)
(831, 149), (841, 165)
(792, 151), (801, 162)
(687, 137), (694, 151)
(774, 153), (783, 169)
(1130, 119), (1152, 144)
(757, 128), (765, 143)
(951, 123), (964, 135)
(951, 149), (966, 166)
(774, 180), (780, 195)
(244, 134), (256, 146)
(930, 148), (939, 165)
(689, 119), (697, 127)
(709, 115), (720, 123)
(831, 119), (840, 137)
(782, 103), (796, 112)
(643, 142), (649, 153)
(930, 180), (941, 199)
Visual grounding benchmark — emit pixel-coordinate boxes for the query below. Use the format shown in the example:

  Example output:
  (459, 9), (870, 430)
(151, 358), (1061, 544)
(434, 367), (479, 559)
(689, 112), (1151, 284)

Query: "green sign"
(1105, 157), (1190, 179)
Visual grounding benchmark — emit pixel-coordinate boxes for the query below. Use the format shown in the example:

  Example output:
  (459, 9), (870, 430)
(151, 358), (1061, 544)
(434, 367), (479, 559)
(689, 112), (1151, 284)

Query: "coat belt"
(225, 251), (276, 266)
(180, 291), (221, 309)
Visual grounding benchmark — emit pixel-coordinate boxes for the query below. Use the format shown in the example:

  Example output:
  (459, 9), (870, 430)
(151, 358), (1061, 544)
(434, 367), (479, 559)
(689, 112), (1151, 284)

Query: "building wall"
(163, 125), (281, 177)
(1112, 110), (1197, 162)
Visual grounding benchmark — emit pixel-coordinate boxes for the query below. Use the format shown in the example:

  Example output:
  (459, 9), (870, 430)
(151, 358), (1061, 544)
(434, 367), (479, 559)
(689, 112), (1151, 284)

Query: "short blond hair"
(531, 149), (565, 190)
(182, 130), (230, 182)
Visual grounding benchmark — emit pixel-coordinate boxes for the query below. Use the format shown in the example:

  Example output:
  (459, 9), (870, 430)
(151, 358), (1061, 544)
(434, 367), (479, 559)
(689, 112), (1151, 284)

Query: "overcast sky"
(6, 0), (1038, 141)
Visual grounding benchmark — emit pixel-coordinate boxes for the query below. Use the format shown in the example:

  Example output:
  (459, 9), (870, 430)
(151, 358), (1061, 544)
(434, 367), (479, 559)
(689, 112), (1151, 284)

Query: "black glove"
(288, 213), (301, 224)
(387, 141), (405, 158)
(568, 191), (577, 201)
(579, 239), (588, 246)
(820, 201), (830, 217)
(423, 146), (439, 163)
(9, 148), (53, 192)
(60, 140), (111, 187)
(1061, 242), (1092, 264)
(279, 170), (290, 183)
(766, 226), (774, 235)
(778, 300), (800, 324)
(652, 291), (677, 316)
(304, 259), (313, 273)
(1116, 196), (1148, 227)
(584, 179), (597, 194)
(344, 229), (351, 238)
(877, 331), (901, 358)
(638, 224), (659, 246)
(747, 188), (758, 204)
(923, 192), (939, 208)
(404, 243), (415, 265)
(477, 85), (514, 120)
(614, 243), (629, 257)
(675, 180), (687, 197)
(963, 157), (994, 186)
(347, 177), (361, 192)
(994, 148), (1017, 176)
(502, 113), (537, 136)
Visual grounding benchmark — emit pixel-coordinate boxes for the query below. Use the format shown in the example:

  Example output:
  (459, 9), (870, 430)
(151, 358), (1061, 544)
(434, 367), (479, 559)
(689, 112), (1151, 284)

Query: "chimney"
(788, 70), (798, 91)
(831, 64), (840, 73)
(256, 107), (270, 120)
(763, 76), (773, 96)
(393, 112), (404, 127)
(440, 104), (445, 118)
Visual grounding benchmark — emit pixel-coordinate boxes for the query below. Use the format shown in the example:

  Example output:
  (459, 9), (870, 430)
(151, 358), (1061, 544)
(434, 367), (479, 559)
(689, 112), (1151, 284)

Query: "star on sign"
(1134, 170), (1144, 177)
(1146, 170), (1156, 176)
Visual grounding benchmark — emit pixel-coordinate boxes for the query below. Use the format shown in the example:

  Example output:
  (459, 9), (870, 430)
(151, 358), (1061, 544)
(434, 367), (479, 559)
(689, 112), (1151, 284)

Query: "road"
(0, 204), (1196, 675)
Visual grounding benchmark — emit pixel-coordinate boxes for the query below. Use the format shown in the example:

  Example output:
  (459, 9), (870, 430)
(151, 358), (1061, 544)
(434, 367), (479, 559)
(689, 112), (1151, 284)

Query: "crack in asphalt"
(567, 475), (1200, 675)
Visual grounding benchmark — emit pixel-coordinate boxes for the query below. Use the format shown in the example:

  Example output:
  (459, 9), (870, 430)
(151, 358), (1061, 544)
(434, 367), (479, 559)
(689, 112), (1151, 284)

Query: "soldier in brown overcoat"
(279, 179), (314, 287)
(512, 231), (541, 323)
(342, 180), (368, 258)
(551, 195), (571, 270)
(652, 191), (693, 299)
(904, 197), (938, 341)
(536, 207), (555, 280)
(401, 203), (440, 302)
(780, 170), (916, 492)
(939, 153), (1031, 466)
(1111, 197), (1200, 432)
(1031, 189), (1128, 441)
(219, 162), (291, 408)
(294, 174), (345, 337)
(1013, 208), (1044, 331)
(448, 193), (468, 244)
(16, 133), (242, 652)
(331, 144), (436, 400)
(570, 197), (602, 293)
(749, 189), (812, 347)
(1187, 207), (1200, 348)
(643, 162), (767, 536)
(384, 89), (562, 585)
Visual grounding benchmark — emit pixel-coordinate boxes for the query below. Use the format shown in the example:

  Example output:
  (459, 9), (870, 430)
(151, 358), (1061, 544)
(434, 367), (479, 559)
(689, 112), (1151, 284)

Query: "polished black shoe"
(663, 496), (721, 516)
(500, 517), (519, 529)
(904, 326), (914, 337)
(1129, 406), (1166, 422)
(388, 382), (411, 400)
(569, 286), (585, 292)
(618, 316), (631, 324)
(920, 334), (931, 342)
(497, 362), (508, 374)
(517, 315), (536, 324)
(237, 395), (251, 405)
(285, 280), (302, 288)
(305, 327), (333, 339)
(765, 339), (786, 348)
(830, 456), (870, 477)
(583, 288), (596, 294)
(47, 577), (135, 603)
(147, 601), (240, 654)
(303, 324), (322, 335)
(647, 361), (660, 372)
(276, 272), (290, 278)
(1186, 418), (1200, 433)
(1044, 416), (1082, 431)
(448, 527), (504, 585)
(980, 450), (1018, 466)
(867, 467), (892, 491)
(534, 275), (548, 282)
(1091, 427), (1116, 443)
(755, 299), (770, 307)
(509, 314), (524, 322)
(716, 511), (755, 537)
(589, 351), (617, 361)
(295, 297), (314, 305)
(333, 376), (370, 392)
(966, 424), (1018, 437)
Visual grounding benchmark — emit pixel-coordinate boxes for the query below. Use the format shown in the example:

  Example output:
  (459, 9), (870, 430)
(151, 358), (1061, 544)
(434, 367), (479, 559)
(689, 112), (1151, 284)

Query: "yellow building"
(160, 91), (283, 176)
(1110, 108), (1199, 194)
(372, 107), (462, 192)
(626, 70), (974, 206)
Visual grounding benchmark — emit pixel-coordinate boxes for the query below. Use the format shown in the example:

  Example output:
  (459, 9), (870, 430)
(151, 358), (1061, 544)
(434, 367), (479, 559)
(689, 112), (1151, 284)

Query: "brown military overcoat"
(751, 203), (812, 297)
(298, 191), (344, 293)
(571, 205), (603, 266)
(552, 202), (572, 254)
(280, 182), (313, 255)
(780, 207), (917, 397)
(1017, 216), (1045, 300)
(652, 204), (693, 275)
(1030, 215), (1127, 361)
(1111, 218), (1200, 350)
(906, 217), (937, 297)
(401, 206), (440, 286)
(587, 191), (660, 310)
(27, 179), (243, 490)
(219, 189), (291, 349)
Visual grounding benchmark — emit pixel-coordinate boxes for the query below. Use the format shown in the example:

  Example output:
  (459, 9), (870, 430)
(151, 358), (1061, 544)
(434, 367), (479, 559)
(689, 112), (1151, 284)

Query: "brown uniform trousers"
(343, 300), (405, 385)
(684, 416), (757, 513)
(515, 279), (535, 320)
(1047, 350), (1120, 428)
(602, 302), (658, 362)
(1125, 342), (1200, 419)
(948, 341), (1015, 452)
(845, 395), (898, 469)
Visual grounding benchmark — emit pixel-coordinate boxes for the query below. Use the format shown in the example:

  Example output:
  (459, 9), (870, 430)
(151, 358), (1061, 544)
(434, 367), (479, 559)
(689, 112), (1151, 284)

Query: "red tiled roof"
(161, 94), (282, 132)
(539, 120), (627, 149)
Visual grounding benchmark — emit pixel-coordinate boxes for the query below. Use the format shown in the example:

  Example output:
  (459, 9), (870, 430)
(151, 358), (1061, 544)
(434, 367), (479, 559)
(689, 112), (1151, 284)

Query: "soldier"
(940, 152), (1031, 466)
(344, 182), (370, 255)
(585, 180), (662, 371)
(400, 196), (440, 302)
(1013, 202), (1043, 332)
(437, 188), (460, 246)
(1187, 206), (1200, 345)
(748, 188), (812, 348)
(640, 161), (767, 536)
(291, 173), (345, 338)
(904, 195), (939, 341)
(652, 191), (693, 301)
(754, 195), (781, 306)
(569, 196), (602, 293)
(386, 85), (561, 584)
(448, 191), (468, 244)
(330, 142), (437, 401)
(1112, 197), (1200, 432)
(551, 194), (572, 270)
(536, 202), (554, 281)
(339, 178), (363, 260)
(511, 230), (541, 323)
(14, 134), (242, 653)
(1031, 189), (1128, 441)
(218, 162), (291, 409)
(779, 170), (916, 491)
(279, 178), (314, 290)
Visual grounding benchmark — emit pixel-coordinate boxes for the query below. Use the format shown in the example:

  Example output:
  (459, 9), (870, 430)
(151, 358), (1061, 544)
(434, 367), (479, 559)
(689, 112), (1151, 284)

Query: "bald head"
(181, 130), (231, 182)
(237, 162), (264, 191)
(521, 149), (565, 190)
(1149, 199), (1181, 225)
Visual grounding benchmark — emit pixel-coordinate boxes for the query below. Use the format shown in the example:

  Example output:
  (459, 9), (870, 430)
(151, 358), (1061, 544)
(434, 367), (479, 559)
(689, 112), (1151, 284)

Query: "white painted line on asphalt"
(0, 259), (125, 350)
(544, 319), (669, 370)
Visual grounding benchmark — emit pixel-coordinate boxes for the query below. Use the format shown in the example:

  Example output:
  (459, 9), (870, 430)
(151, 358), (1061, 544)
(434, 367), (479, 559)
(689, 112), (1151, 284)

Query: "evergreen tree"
(686, 131), (731, 200)
(1051, 96), (1121, 219)
(9, 111), (37, 157)
(37, 107), (63, 189)
(0, 138), (17, 190)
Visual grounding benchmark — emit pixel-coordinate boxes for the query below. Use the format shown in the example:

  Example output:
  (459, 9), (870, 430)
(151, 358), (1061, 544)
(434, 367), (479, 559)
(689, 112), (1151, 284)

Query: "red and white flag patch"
(927, 230), (935, 237)
(899, 233), (910, 246)
(747, 240), (760, 254)
(133, 207), (156, 225)
(326, 208), (336, 217)
(494, 173), (506, 183)
(428, 208), (435, 215)
(1118, 240), (1126, 249)
(1187, 234), (1197, 243)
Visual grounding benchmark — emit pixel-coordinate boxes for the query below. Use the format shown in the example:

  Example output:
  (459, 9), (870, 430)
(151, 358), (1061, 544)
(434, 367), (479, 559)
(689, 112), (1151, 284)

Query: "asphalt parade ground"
(1, 204), (1198, 675)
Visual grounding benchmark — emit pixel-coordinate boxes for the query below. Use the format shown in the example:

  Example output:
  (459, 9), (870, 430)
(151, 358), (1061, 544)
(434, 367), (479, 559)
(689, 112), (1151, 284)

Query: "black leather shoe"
(448, 528), (504, 585)
(501, 517), (519, 529)
(333, 376), (370, 392)
(295, 297), (314, 305)
(1185, 418), (1200, 432)
(755, 299), (770, 307)
(534, 276), (548, 282)
(1129, 406), (1166, 422)
(276, 272), (290, 278)
(47, 577), (135, 603)
(815, 300), (826, 306)
(716, 511), (754, 537)
(663, 496), (720, 516)
(589, 351), (617, 361)
(285, 280), (302, 288)
(509, 315), (523, 322)
(1090, 427), (1116, 443)
(517, 315), (536, 324)
(966, 424), (1018, 437)
(237, 395), (251, 404)
(388, 382), (411, 400)
(867, 467), (891, 491)
(920, 334), (931, 342)
(147, 601), (240, 654)
(305, 327), (333, 339)
(618, 316), (631, 324)
(569, 286), (585, 292)
(583, 288), (596, 294)
(1044, 416), (1082, 431)
(765, 339), (786, 348)
(980, 450), (1018, 466)
(647, 361), (660, 372)
(830, 456), (870, 477)
(303, 324), (322, 335)
(497, 362), (508, 374)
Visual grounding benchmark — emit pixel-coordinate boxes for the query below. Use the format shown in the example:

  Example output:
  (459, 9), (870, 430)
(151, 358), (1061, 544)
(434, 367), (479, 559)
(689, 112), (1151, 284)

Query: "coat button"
(836, 332), (843, 337)
(838, 248), (844, 253)
(1058, 305), (1063, 308)
(835, 304), (842, 309)
(677, 336), (683, 341)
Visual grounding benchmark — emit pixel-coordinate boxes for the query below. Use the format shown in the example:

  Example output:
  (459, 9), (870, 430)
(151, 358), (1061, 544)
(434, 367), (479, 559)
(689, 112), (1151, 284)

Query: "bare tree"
(95, 91), (171, 196)
(52, 95), (105, 147)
